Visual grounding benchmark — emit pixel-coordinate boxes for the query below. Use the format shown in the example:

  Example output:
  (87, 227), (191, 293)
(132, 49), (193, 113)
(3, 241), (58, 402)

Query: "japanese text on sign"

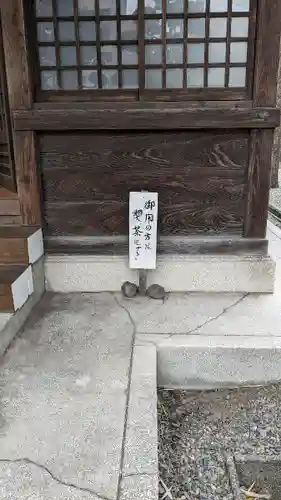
(129, 192), (158, 269)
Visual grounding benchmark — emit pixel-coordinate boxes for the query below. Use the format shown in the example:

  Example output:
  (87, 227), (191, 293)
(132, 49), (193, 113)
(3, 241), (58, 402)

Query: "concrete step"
(0, 264), (33, 312)
(0, 226), (43, 265)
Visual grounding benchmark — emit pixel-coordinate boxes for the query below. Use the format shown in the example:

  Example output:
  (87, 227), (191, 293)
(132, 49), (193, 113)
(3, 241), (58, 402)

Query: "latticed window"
(34, 0), (255, 100)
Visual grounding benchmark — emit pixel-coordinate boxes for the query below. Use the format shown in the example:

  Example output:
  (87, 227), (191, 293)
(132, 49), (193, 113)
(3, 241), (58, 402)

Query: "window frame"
(31, 0), (257, 102)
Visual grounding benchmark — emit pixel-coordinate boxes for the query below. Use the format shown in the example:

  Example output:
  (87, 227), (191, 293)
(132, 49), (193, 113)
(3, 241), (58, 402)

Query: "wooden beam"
(1, 0), (41, 225)
(253, 0), (281, 106)
(13, 131), (41, 225)
(45, 235), (269, 257)
(13, 106), (280, 131)
(244, 130), (274, 238)
(245, 0), (281, 238)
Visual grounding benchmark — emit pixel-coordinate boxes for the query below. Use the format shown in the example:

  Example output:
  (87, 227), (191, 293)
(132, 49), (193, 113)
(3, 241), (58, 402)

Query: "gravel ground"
(158, 384), (281, 500)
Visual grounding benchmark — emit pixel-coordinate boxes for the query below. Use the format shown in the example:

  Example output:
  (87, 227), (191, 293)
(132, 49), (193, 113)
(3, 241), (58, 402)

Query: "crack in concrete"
(168, 293), (249, 338)
(0, 458), (112, 500)
(112, 295), (137, 500)
(122, 471), (156, 478)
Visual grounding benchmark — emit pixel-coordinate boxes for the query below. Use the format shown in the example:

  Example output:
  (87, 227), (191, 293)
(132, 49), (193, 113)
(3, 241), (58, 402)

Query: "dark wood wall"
(40, 130), (249, 238)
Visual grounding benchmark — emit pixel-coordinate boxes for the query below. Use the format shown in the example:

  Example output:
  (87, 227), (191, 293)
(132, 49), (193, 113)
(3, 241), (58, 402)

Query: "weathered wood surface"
(244, 129), (274, 238)
(1, 1), (40, 225)
(40, 131), (249, 237)
(14, 106), (280, 131)
(45, 235), (268, 256)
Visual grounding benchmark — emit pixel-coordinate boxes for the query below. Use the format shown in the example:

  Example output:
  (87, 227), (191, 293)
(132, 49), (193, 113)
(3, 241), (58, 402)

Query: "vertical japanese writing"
(129, 192), (158, 269)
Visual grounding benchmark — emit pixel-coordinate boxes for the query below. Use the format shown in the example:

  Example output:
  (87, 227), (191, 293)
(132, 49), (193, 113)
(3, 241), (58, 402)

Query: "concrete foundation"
(45, 253), (275, 293)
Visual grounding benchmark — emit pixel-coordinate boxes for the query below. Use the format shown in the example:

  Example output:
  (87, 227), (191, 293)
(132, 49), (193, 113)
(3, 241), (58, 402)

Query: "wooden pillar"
(1, 0), (41, 225)
(244, 0), (281, 238)
(271, 39), (281, 188)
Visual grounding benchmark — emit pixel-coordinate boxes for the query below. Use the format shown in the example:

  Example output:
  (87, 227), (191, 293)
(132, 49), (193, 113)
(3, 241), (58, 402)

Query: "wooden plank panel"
(244, 129), (274, 238)
(13, 107), (280, 131)
(0, 198), (20, 215)
(40, 131), (249, 237)
(45, 235), (268, 256)
(0, 238), (28, 265)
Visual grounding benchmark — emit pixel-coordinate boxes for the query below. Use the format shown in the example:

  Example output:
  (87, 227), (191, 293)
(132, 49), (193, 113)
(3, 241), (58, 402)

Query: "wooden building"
(0, 0), (280, 298)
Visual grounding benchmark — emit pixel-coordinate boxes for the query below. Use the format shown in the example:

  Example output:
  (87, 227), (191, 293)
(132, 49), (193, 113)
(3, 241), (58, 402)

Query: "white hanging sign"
(129, 192), (158, 269)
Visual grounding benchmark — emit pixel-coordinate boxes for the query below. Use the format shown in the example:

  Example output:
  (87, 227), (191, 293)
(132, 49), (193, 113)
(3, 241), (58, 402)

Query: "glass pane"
(145, 19), (162, 40)
(230, 42), (248, 63)
(145, 69), (162, 88)
(60, 46), (77, 66)
(79, 21), (96, 41)
(166, 44), (183, 64)
(232, 0), (250, 12)
(188, 19), (205, 38)
(102, 69), (118, 89)
(57, 0), (73, 16)
(166, 68), (183, 88)
(145, 45), (162, 64)
(122, 46), (138, 65)
(36, 0), (53, 17)
(167, 0), (184, 13)
(145, 0), (162, 14)
(188, 0), (206, 12)
(81, 46), (97, 65)
(209, 18), (227, 38)
(61, 70), (78, 89)
(100, 1), (116, 15)
(231, 18), (249, 38)
(78, 0), (95, 15)
(187, 43), (204, 64)
(123, 69), (138, 88)
(121, 0), (138, 15)
(229, 67), (246, 87)
(39, 46), (56, 66)
(58, 22), (75, 41)
(210, 0), (228, 11)
(121, 20), (138, 40)
(208, 67), (225, 87)
(37, 22), (54, 42)
(101, 46), (118, 65)
(166, 20), (184, 39)
(209, 42), (226, 63)
(100, 21), (117, 41)
(41, 70), (58, 90)
(82, 69), (98, 88)
(187, 68), (204, 87)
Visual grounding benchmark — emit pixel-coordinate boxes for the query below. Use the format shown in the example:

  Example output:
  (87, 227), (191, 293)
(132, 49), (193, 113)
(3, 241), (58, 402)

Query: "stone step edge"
(0, 258), (45, 358)
(136, 334), (281, 390)
(119, 343), (159, 500)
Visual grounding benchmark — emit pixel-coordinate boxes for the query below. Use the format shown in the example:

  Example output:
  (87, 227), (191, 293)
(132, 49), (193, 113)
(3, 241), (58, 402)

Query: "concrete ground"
(0, 293), (158, 500)
(1, 221), (281, 498)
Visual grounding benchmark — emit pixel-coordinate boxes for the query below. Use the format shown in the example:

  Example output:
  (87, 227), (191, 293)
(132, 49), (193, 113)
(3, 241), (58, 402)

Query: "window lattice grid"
(36, 0), (139, 90)
(35, 0), (252, 91)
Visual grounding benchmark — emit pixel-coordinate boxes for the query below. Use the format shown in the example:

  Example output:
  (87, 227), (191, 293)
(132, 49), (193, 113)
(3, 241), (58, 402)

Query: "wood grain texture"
(0, 0), (32, 109)
(253, 0), (281, 106)
(0, 198), (20, 216)
(244, 129), (274, 238)
(14, 131), (41, 225)
(40, 131), (249, 237)
(0, 215), (21, 225)
(45, 235), (268, 256)
(1, 1), (41, 226)
(13, 106), (280, 131)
